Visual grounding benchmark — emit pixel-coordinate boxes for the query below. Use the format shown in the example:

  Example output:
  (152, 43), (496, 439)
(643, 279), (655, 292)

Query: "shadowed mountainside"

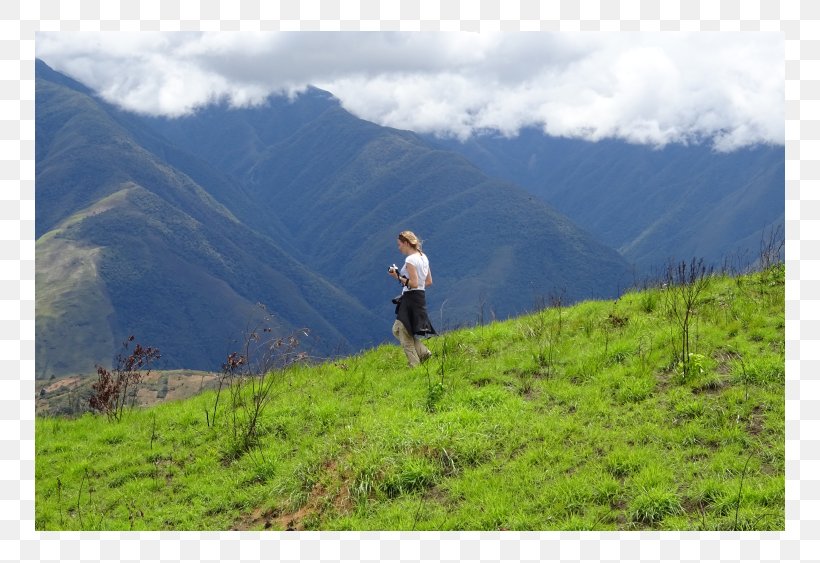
(428, 129), (784, 273)
(36, 61), (632, 376)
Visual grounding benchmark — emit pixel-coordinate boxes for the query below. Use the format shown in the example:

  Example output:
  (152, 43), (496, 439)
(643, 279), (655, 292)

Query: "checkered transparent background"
(4, 0), (817, 561)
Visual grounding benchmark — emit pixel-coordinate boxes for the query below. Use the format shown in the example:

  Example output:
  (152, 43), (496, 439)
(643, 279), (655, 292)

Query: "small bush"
(733, 356), (785, 385)
(604, 449), (646, 478)
(382, 456), (438, 498)
(675, 398), (706, 420)
(591, 473), (621, 505)
(640, 291), (659, 314)
(629, 486), (683, 524)
(615, 377), (654, 404)
(89, 336), (160, 422)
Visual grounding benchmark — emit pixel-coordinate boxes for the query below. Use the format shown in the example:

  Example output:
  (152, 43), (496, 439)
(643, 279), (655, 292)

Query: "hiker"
(388, 230), (436, 366)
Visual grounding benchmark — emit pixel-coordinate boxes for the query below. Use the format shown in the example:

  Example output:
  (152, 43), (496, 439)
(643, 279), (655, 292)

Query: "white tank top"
(401, 253), (429, 293)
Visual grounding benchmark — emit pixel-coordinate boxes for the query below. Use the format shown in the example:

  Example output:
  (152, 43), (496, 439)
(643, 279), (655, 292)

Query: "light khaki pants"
(392, 320), (431, 367)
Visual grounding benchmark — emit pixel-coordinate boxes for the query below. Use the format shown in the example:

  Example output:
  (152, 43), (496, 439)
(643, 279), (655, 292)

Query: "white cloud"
(35, 31), (784, 151)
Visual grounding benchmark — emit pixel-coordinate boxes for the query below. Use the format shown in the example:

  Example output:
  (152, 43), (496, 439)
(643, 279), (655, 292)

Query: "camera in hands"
(389, 264), (406, 304)
(388, 264), (407, 284)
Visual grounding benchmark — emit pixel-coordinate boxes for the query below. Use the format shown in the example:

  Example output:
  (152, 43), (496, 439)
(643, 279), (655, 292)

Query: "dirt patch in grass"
(233, 459), (355, 531)
(745, 405), (766, 436)
(470, 377), (494, 388)
(231, 487), (324, 531)
(42, 376), (82, 393)
(231, 506), (281, 531)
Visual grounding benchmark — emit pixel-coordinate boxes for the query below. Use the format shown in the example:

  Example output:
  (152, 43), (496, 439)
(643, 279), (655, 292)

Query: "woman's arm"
(404, 262), (419, 289)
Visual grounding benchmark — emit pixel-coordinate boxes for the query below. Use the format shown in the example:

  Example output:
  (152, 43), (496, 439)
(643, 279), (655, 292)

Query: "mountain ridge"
(36, 59), (781, 377)
(129, 73), (633, 323)
(36, 62), (389, 375)
(426, 129), (784, 272)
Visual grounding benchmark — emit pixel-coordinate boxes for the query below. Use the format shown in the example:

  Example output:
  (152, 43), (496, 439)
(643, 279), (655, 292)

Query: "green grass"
(34, 267), (785, 531)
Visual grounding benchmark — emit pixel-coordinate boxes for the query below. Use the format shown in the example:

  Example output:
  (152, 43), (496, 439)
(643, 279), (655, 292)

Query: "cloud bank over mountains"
(36, 32), (784, 151)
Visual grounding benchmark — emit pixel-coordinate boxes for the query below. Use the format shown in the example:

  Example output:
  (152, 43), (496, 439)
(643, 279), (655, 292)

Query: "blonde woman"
(388, 231), (436, 366)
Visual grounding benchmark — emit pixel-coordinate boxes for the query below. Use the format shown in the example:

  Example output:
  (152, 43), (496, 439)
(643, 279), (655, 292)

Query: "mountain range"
(35, 60), (783, 377)
(428, 129), (784, 272)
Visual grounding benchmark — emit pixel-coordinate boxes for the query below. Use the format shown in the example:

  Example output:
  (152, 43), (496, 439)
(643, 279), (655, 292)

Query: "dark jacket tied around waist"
(395, 290), (436, 337)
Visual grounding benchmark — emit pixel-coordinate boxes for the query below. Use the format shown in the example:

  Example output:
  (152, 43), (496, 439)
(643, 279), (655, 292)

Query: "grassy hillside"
(35, 266), (784, 531)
